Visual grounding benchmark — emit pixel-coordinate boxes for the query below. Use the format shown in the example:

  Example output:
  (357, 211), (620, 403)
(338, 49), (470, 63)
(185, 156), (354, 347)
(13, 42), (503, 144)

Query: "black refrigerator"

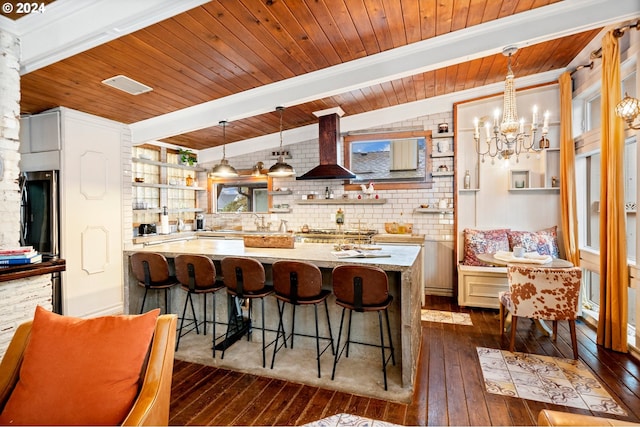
(19, 170), (62, 313)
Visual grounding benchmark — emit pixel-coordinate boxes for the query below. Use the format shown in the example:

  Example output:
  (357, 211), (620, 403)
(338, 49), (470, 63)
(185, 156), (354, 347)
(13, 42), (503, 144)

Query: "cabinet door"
(30, 110), (61, 152)
(61, 112), (124, 317)
(18, 116), (30, 154)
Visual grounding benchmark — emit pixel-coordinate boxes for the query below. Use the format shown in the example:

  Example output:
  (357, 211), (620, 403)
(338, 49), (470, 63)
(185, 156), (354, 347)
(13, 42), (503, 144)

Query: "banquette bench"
(457, 226), (561, 309)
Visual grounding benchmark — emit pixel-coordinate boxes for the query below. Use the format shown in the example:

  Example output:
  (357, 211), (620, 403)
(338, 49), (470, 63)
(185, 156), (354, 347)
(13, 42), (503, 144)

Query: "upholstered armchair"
(499, 266), (582, 358)
(0, 308), (177, 426)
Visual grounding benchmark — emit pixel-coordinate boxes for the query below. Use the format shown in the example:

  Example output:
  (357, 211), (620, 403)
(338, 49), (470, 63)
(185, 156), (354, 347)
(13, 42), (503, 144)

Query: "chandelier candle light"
(473, 46), (550, 163)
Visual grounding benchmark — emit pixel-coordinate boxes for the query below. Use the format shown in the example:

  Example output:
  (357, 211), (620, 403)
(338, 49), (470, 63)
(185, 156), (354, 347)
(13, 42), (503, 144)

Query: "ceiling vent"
(101, 75), (153, 95)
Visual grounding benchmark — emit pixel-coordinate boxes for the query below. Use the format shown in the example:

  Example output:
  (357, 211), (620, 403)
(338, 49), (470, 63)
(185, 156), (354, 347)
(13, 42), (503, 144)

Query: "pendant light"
(210, 120), (238, 178)
(268, 106), (296, 177)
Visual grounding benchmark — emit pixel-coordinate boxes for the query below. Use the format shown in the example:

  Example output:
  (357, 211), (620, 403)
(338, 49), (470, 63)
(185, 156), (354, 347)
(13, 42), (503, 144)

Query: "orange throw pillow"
(0, 306), (159, 426)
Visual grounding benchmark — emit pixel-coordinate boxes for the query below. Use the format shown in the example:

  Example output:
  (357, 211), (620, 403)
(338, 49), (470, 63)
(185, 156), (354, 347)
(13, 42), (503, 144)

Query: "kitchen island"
(123, 239), (422, 389)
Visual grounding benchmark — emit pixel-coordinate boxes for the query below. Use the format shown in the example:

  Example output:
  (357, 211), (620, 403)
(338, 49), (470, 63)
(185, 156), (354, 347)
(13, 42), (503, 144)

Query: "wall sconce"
(252, 161), (265, 176)
(615, 93), (640, 130)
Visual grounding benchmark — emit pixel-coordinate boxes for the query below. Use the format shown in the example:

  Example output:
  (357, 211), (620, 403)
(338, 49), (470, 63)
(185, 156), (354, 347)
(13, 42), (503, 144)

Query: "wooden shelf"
(415, 208), (454, 214)
(133, 208), (204, 214)
(431, 151), (454, 158)
(508, 187), (560, 192)
(132, 157), (206, 172)
(295, 198), (387, 205)
(269, 208), (292, 213)
(432, 132), (454, 139)
(132, 182), (206, 191)
(431, 171), (454, 177)
(268, 190), (293, 195)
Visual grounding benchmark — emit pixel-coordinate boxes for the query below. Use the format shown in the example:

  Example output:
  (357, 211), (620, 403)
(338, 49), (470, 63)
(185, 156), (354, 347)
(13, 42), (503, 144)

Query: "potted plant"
(178, 149), (197, 166)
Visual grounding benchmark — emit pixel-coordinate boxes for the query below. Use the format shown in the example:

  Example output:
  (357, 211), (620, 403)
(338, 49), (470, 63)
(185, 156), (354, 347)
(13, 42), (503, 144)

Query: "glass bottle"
(464, 170), (471, 189)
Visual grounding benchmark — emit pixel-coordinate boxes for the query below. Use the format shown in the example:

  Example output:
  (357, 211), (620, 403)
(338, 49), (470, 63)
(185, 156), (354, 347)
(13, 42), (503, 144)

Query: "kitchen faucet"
(253, 214), (271, 232)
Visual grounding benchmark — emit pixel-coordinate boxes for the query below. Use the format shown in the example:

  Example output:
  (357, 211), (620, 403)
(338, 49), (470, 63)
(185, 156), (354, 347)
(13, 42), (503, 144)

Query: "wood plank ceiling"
(17, 0), (600, 150)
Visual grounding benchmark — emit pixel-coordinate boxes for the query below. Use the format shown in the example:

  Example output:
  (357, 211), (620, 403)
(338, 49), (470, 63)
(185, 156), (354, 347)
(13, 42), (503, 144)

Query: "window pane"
(585, 153), (601, 249)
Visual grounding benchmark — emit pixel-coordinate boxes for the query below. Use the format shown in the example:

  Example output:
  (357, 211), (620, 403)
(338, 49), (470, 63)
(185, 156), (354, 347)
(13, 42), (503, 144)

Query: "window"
(343, 129), (434, 190)
(212, 177), (268, 213)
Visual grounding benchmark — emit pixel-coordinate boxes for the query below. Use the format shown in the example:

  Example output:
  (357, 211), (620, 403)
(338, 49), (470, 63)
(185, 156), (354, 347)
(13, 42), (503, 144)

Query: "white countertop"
(124, 239), (420, 271)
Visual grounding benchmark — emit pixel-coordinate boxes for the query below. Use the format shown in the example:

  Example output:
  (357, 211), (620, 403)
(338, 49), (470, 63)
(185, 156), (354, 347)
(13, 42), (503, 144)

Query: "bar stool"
(130, 252), (179, 314)
(174, 254), (225, 354)
(270, 260), (335, 378)
(331, 264), (395, 390)
(220, 256), (274, 367)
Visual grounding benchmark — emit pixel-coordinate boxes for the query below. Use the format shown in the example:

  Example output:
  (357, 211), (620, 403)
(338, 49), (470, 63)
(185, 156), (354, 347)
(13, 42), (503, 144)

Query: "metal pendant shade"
(268, 107), (296, 177)
(210, 121), (238, 177)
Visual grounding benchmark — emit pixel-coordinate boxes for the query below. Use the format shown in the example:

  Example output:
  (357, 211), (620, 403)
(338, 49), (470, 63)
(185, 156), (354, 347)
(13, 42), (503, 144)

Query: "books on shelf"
(0, 246), (34, 256)
(0, 247), (42, 266)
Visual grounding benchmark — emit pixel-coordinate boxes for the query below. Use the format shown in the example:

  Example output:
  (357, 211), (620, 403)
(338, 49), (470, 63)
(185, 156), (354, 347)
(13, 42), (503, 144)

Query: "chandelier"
(473, 46), (550, 163)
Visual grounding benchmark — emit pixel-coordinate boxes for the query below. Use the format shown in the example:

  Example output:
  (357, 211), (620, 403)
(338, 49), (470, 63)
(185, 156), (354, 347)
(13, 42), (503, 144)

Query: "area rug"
(174, 331), (412, 404)
(477, 347), (627, 416)
(421, 309), (473, 325)
(303, 413), (400, 427)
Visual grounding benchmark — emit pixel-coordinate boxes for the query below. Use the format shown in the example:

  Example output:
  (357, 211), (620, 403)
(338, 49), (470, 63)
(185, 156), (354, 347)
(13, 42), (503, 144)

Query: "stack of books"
(0, 246), (42, 267)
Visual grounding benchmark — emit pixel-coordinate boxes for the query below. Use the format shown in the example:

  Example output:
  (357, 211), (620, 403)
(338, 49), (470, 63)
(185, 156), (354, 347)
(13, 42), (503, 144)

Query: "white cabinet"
(19, 110), (61, 153)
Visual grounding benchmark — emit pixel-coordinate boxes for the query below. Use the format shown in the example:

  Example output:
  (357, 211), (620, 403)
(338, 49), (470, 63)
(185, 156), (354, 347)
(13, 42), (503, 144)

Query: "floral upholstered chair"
(499, 266), (582, 359)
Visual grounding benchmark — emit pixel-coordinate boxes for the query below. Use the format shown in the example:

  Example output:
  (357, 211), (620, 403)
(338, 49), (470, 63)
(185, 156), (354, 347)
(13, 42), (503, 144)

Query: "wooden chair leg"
(552, 320), (558, 341)
(509, 316), (518, 353)
(499, 302), (505, 336)
(569, 320), (579, 359)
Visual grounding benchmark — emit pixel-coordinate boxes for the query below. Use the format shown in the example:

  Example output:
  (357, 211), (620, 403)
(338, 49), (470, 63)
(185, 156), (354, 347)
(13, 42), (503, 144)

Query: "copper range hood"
(296, 108), (356, 180)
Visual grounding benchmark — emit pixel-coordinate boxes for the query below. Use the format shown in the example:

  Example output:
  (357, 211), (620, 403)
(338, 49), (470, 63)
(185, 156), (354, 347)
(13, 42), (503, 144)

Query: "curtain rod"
(569, 20), (637, 76)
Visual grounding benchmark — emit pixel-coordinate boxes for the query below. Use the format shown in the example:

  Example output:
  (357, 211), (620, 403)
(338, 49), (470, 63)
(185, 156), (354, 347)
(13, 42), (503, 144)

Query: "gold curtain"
(558, 72), (580, 266)
(597, 30), (628, 352)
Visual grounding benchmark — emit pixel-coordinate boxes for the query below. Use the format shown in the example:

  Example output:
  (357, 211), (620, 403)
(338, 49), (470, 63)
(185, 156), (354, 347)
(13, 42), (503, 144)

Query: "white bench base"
(457, 265), (508, 309)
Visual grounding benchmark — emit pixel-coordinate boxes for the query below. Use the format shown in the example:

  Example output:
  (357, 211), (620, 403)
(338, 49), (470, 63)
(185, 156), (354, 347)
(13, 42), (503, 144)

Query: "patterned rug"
(421, 309), (473, 325)
(304, 413), (399, 427)
(477, 347), (627, 416)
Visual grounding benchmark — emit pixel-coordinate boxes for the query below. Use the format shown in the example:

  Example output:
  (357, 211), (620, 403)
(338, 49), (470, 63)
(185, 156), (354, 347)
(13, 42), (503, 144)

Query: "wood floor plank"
(426, 321), (448, 425)
(169, 296), (640, 426)
(294, 387), (336, 425)
(442, 323), (470, 426)
(208, 375), (273, 426)
(258, 382), (304, 426)
(170, 369), (244, 425)
(231, 378), (287, 426)
(274, 385), (320, 426)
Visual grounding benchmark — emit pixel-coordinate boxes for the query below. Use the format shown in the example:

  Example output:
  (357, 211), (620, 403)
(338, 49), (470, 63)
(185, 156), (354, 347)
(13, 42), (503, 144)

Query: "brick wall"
(0, 29), (53, 357)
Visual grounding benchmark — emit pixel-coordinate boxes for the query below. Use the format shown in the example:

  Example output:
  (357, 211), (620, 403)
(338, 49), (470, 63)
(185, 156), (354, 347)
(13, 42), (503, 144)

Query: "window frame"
(342, 129), (434, 191)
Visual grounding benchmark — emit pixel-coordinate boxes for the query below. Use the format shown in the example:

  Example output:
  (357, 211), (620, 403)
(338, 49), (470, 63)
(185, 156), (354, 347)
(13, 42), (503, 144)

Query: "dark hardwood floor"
(169, 295), (640, 426)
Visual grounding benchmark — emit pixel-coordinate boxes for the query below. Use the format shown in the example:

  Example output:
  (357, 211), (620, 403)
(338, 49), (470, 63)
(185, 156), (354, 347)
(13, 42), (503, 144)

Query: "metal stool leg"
(385, 308), (395, 365)
(314, 304), (321, 378)
(139, 288), (149, 314)
(331, 307), (347, 381)
(378, 310), (388, 390)
(324, 300), (335, 355)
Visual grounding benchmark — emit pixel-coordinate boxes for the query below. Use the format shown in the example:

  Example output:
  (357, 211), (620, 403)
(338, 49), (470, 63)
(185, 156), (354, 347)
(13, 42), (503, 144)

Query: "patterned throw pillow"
(462, 228), (510, 266)
(507, 226), (560, 258)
